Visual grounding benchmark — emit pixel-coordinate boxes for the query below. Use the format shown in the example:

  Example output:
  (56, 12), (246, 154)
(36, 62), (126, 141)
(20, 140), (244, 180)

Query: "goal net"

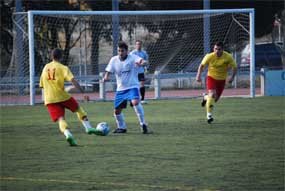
(2, 9), (255, 105)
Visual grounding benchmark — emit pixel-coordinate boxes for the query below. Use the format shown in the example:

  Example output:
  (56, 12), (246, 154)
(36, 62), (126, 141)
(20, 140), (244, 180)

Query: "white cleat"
(141, 100), (148, 104)
(207, 115), (214, 124)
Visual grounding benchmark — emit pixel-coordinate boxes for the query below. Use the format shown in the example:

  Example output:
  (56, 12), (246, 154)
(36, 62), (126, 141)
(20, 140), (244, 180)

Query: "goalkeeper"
(196, 41), (237, 124)
(40, 48), (100, 146)
(130, 40), (149, 104)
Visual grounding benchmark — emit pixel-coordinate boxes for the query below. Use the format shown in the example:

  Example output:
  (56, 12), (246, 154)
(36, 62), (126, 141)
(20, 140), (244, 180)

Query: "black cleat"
(201, 93), (207, 107)
(141, 124), (148, 134)
(201, 99), (206, 107)
(113, 128), (127, 133)
(207, 116), (214, 124)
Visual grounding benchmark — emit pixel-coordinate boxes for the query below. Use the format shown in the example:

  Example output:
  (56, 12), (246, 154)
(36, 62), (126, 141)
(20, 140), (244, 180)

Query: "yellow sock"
(58, 119), (68, 133)
(206, 96), (214, 113)
(76, 107), (87, 121)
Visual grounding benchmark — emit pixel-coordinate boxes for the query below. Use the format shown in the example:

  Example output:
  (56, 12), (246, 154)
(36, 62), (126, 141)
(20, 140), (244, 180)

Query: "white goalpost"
(2, 9), (255, 105)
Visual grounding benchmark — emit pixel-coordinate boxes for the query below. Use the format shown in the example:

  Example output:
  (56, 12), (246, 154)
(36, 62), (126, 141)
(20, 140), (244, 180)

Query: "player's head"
(213, 41), (224, 57)
(135, 40), (142, 50)
(117, 41), (128, 59)
(51, 48), (62, 61)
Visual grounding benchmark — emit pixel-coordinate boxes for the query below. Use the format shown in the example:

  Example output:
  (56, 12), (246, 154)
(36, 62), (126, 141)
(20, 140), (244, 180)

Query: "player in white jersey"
(130, 40), (149, 104)
(103, 42), (150, 134)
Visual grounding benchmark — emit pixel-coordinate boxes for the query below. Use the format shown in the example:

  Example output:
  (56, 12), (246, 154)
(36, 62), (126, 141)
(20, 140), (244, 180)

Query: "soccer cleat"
(207, 115), (214, 124)
(201, 93), (207, 107)
(141, 100), (148, 105)
(141, 124), (148, 134)
(86, 128), (104, 136)
(66, 136), (78, 146)
(113, 128), (127, 134)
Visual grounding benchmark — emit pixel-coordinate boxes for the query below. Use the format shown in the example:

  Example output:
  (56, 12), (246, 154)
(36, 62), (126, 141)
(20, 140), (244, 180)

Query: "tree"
(85, 0), (285, 72)
(1, 0), (283, 77)
(0, 0), (14, 77)
(23, 0), (84, 75)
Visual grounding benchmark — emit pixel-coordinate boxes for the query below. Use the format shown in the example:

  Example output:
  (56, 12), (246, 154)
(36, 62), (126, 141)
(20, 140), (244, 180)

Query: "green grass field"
(0, 97), (284, 191)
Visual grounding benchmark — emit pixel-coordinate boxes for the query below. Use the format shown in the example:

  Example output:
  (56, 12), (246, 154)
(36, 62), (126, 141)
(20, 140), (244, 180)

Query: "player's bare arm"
(103, 71), (110, 82)
(71, 78), (91, 102)
(227, 67), (237, 84)
(196, 64), (205, 82)
(71, 78), (84, 93)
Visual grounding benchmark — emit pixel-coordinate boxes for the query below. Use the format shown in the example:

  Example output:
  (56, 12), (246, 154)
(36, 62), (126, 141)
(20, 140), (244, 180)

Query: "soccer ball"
(96, 122), (110, 136)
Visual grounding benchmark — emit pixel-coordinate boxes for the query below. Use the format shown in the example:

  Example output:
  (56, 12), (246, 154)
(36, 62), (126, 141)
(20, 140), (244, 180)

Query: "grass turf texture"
(0, 97), (284, 191)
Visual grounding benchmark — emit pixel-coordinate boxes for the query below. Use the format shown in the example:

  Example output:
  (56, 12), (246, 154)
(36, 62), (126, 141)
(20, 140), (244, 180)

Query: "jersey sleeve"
(228, 55), (238, 68)
(105, 57), (114, 73)
(39, 66), (46, 88)
(39, 73), (44, 88)
(64, 66), (74, 81)
(144, 51), (149, 61)
(201, 54), (210, 66)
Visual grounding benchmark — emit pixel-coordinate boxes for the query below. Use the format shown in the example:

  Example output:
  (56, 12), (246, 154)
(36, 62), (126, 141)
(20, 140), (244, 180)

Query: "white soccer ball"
(96, 122), (110, 136)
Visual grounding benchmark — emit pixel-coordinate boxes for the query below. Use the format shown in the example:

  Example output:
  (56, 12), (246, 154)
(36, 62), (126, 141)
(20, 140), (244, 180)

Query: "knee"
(208, 92), (215, 98)
(114, 109), (121, 115)
(131, 99), (139, 106)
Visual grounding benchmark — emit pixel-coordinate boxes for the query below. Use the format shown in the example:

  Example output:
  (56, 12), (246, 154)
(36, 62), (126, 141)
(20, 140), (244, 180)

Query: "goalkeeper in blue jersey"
(130, 40), (149, 104)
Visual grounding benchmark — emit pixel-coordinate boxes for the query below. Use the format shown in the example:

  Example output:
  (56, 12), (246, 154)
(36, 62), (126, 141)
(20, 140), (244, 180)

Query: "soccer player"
(196, 41), (237, 123)
(130, 40), (149, 104)
(40, 48), (100, 146)
(103, 41), (149, 134)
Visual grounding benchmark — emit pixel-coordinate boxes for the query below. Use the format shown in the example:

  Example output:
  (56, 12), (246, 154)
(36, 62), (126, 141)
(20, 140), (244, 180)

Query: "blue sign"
(265, 70), (285, 96)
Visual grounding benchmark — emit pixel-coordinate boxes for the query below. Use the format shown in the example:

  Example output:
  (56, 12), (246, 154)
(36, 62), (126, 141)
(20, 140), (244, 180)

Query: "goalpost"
(3, 9), (255, 105)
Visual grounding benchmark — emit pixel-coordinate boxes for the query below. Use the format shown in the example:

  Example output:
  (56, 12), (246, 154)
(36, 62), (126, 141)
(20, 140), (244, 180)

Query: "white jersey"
(105, 54), (142, 91)
(130, 50), (149, 74)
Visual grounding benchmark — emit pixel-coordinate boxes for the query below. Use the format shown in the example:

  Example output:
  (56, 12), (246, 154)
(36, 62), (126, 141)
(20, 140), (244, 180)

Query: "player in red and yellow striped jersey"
(40, 48), (100, 146)
(196, 42), (237, 123)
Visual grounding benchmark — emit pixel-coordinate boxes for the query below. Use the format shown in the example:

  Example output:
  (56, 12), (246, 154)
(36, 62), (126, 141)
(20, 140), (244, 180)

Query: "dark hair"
(118, 41), (128, 50)
(135, 40), (142, 44)
(214, 41), (224, 48)
(51, 48), (62, 60)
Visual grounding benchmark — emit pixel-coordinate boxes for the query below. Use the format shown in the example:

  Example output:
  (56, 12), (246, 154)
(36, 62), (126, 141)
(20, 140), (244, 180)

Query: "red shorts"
(47, 97), (79, 122)
(206, 76), (226, 100)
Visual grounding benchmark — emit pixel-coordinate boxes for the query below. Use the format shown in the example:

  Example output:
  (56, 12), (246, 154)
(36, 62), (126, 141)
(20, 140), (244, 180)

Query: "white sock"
(133, 103), (146, 126)
(207, 112), (212, 119)
(82, 120), (93, 132)
(63, 129), (73, 139)
(114, 113), (126, 129)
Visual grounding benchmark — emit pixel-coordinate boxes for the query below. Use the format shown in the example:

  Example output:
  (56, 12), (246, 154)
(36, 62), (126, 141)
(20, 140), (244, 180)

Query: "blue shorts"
(114, 88), (140, 109)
